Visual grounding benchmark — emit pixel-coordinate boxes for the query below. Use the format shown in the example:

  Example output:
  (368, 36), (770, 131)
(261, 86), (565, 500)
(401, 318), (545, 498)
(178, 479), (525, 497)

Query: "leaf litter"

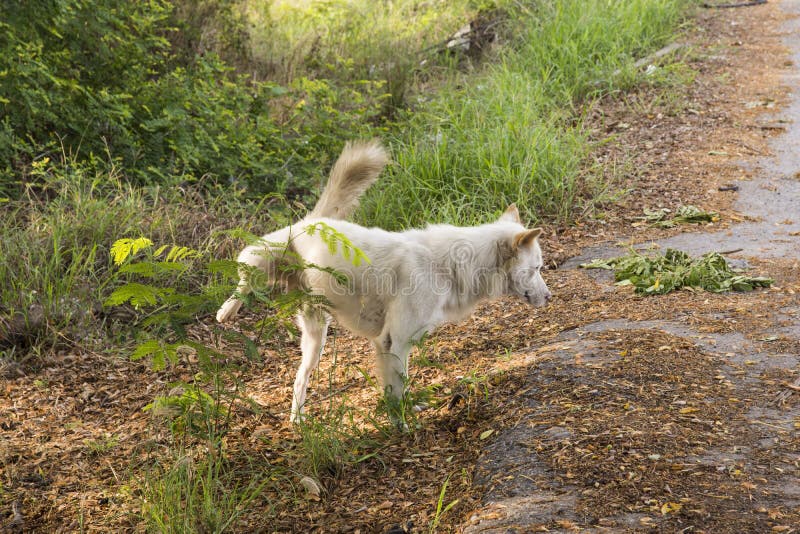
(581, 248), (774, 294)
(637, 205), (720, 228)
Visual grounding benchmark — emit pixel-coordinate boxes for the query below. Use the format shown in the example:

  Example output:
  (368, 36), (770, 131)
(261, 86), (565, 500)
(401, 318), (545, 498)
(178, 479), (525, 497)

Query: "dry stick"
(612, 42), (685, 77)
(774, 375), (800, 405)
(702, 0), (767, 8)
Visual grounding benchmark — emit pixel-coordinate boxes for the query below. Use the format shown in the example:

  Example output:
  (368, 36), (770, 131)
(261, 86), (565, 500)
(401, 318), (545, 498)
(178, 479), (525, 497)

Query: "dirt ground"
(2, 1), (800, 533)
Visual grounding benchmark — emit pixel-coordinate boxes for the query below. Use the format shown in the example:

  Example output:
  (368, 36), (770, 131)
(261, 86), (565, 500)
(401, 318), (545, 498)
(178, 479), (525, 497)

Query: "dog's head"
(498, 205), (552, 307)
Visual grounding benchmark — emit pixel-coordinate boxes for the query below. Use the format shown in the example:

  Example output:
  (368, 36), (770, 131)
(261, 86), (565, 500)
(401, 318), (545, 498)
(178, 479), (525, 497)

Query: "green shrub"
(0, 0), (381, 198)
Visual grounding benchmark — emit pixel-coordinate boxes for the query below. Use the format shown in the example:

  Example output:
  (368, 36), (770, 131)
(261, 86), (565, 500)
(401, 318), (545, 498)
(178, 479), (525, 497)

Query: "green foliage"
(639, 205), (720, 228)
(429, 475), (460, 534)
(141, 452), (272, 534)
(304, 222), (370, 266)
(581, 248), (774, 295)
(295, 405), (372, 479)
(362, 0), (691, 229)
(0, 0), (379, 198)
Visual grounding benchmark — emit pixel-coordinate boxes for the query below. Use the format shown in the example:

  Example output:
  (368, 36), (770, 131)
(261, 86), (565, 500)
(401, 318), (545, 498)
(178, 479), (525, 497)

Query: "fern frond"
(303, 222), (371, 266)
(118, 261), (187, 277)
(104, 282), (173, 308)
(161, 245), (200, 262)
(110, 237), (153, 265)
(207, 259), (240, 278)
(131, 339), (180, 371)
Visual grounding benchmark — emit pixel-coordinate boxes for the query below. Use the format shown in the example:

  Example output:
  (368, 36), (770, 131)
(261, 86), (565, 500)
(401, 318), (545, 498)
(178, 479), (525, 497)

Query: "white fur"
(216, 145), (552, 424)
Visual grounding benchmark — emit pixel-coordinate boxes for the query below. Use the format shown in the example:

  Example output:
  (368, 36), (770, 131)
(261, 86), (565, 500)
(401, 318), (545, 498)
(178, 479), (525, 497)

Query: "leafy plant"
(429, 474), (460, 534)
(639, 205), (719, 228)
(140, 452), (273, 534)
(581, 248), (774, 295)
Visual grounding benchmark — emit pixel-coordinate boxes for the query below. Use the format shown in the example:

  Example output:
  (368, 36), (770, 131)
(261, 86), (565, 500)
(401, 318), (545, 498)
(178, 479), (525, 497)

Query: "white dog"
(216, 140), (551, 423)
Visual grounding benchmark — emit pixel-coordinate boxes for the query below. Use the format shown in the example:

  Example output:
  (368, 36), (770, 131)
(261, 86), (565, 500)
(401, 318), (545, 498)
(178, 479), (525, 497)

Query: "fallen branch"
(612, 42), (685, 77)
(702, 0), (767, 8)
(781, 381), (800, 392)
(774, 376), (800, 405)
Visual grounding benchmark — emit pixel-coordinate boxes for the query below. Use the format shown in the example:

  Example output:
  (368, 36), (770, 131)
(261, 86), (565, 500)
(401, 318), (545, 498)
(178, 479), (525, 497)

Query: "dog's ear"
(512, 228), (543, 251)
(498, 204), (521, 223)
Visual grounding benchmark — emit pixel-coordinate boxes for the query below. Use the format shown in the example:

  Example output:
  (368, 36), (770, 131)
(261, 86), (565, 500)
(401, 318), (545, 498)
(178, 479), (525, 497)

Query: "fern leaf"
(104, 282), (163, 308)
(110, 237), (153, 265)
(164, 245), (199, 262)
(207, 259), (240, 278)
(130, 339), (179, 371)
(118, 261), (187, 277)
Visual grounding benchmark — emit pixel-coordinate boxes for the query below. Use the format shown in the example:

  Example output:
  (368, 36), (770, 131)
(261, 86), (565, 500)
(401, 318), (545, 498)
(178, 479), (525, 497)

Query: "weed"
(363, 0), (691, 229)
(429, 474), (460, 533)
(84, 434), (119, 456)
(294, 404), (373, 479)
(140, 452), (273, 534)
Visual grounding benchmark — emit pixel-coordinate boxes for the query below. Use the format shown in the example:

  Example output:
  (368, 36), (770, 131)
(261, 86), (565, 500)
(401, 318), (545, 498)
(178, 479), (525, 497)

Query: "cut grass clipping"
(581, 248), (773, 295)
(636, 205), (719, 228)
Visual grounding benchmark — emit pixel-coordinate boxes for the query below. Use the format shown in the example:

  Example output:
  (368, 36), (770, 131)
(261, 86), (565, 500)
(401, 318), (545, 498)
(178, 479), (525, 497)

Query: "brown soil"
(2, 2), (799, 534)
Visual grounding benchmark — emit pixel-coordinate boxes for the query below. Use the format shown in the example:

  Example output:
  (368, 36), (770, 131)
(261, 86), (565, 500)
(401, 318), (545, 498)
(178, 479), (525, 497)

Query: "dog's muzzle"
(524, 290), (551, 307)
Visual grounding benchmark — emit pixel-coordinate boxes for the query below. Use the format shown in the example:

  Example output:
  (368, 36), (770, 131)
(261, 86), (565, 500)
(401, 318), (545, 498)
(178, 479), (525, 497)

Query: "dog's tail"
(308, 140), (389, 220)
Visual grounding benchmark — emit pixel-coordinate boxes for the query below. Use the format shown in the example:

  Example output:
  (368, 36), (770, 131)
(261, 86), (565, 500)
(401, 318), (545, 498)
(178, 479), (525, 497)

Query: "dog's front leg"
(290, 309), (331, 423)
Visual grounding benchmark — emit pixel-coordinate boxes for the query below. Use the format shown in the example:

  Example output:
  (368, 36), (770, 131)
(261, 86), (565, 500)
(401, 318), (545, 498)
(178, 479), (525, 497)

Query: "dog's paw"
(289, 411), (305, 425)
(216, 298), (242, 323)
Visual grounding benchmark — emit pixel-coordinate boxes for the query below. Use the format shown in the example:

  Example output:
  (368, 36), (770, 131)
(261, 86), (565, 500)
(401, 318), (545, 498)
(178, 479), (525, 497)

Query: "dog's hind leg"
(290, 308), (331, 423)
(374, 331), (415, 429)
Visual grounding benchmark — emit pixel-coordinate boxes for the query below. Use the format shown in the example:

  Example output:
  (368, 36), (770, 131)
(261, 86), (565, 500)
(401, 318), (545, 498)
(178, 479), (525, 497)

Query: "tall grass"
(141, 452), (273, 534)
(0, 158), (279, 357)
(362, 0), (690, 229)
(246, 0), (478, 83)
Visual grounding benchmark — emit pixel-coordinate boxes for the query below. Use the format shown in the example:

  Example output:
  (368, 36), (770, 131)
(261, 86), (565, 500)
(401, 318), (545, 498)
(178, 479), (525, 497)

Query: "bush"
(0, 0), (383, 199)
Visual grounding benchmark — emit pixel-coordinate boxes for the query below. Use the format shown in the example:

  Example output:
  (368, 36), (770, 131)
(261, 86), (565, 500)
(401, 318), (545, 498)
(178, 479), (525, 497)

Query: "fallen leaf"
(661, 502), (682, 515)
(479, 429), (495, 440)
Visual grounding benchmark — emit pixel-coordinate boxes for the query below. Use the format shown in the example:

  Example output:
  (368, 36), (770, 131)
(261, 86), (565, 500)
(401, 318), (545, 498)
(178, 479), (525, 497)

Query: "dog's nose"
(545, 290), (553, 302)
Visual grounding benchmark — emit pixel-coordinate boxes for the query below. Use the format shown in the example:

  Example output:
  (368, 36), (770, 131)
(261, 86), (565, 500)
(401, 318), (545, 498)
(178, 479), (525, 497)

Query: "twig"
(633, 42), (685, 70)
(10, 499), (24, 529)
(718, 248), (743, 255)
(612, 42), (685, 77)
(702, 0), (766, 8)
(774, 375), (800, 405)
(782, 382), (800, 392)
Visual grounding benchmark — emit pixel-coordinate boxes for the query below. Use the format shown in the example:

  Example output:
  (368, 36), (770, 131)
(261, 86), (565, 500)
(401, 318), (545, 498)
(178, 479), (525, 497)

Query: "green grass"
(0, 157), (282, 358)
(246, 0), (479, 80)
(140, 452), (274, 534)
(362, 0), (690, 229)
